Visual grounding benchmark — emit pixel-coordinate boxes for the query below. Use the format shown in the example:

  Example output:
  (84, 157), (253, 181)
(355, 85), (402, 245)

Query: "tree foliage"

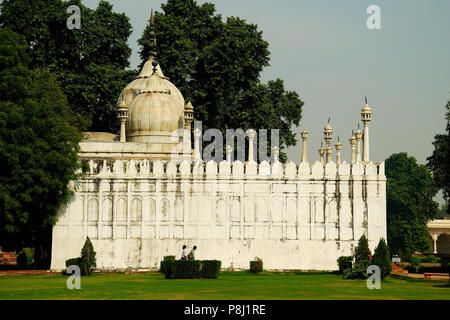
(427, 100), (450, 215)
(385, 152), (439, 259)
(138, 0), (304, 161)
(0, 0), (136, 132)
(436, 203), (449, 219)
(0, 28), (81, 263)
(372, 238), (392, 280)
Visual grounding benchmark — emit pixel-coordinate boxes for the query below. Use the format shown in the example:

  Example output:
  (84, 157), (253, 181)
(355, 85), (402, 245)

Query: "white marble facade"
(50, 158), (386, 271)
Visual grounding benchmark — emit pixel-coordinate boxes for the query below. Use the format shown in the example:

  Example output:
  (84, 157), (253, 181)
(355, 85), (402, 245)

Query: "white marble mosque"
(50, 17), (387, 271)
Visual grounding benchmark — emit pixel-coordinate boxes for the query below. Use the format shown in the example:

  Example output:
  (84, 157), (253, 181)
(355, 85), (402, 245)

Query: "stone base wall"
(51, 238), (382, 271)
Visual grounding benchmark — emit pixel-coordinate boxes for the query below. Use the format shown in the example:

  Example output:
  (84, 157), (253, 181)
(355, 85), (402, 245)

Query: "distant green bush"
(447, 263), (450, 286)
(250, 257), (263, 273)
(417, 266), (448, 274)
(419, 256), (441, 264)
(17, 248), (34, 269)
(410, 256), (421, 272)
(337, 256), (353, 275)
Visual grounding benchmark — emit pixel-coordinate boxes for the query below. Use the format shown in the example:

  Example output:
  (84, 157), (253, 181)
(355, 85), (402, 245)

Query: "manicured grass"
(0, 272), (448, 300)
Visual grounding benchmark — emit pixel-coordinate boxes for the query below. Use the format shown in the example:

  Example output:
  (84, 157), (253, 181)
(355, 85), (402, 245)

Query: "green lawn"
(0, 272), (448, 300)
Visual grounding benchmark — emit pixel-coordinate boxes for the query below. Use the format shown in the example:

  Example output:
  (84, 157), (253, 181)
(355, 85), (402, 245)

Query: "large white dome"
(125, 66), (185, 144)
(117, 57), (184, 111)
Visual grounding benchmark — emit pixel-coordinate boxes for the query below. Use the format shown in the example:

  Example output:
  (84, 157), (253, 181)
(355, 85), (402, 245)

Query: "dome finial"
(149, 9), (158, 71)
(365, 96), (368, 104)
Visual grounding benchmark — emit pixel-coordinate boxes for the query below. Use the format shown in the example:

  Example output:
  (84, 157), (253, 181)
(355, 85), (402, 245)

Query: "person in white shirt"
(181, 245), (187, 260)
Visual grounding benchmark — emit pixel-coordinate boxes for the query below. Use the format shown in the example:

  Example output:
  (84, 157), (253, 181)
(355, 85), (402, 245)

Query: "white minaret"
(183, 101), (194, 152)
(117, 99), (128, 143)
(355, 124), (362, 162)
(334, 137), (343, 165)
(226, 145), (233, 163)
(193, 128), (202, 162)
(318, 142), (325, 164)
(300, 130), (309, 163)
(349, 131), (357, 163)
(361, 97), (372, 162)
(272, 146), (279, 163)
(246, 129), (256, 162)
(323, 119), (333, 163)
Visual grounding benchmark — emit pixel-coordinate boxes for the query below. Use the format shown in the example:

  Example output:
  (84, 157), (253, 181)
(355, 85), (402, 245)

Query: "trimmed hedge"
(161, 259), (221, 279)
(419, 256), (441, 264)
(160, 256), (176, 279)
(172, 260), (201, 279)
(418, 266), (449, 274)
(404, 265), (448, 274)
(200, 260), (222, 279)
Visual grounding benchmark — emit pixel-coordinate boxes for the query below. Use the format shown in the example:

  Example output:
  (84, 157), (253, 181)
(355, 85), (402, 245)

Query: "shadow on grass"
(433, 284), (450, 288)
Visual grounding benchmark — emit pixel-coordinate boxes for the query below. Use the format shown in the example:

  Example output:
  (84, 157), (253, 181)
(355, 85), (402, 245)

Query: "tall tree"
(436, 203), (449, 219)
(138, 0), (304, 161)
(427, 100), (450, 215)
(385, 152), (439, 259)
(0, 28), (82, 268)
(0, 0), (136, 132)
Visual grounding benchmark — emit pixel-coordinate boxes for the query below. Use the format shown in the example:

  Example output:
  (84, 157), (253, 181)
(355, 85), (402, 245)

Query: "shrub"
(420, 256), (441, 264)
(410, 256), (421, 272)
(161, 259), (222, 279)
(17, 248), (34, 269)
(447, 263), (450, 287)
(372, 238), (392, 280)
(337, 256), (353, 274)
(417, 265), (448, 274)
(343, 235), (372, 279)
(172, 260), (201, 279)
(250, 257), (263, 273)
(65, 258), (80, 268)
(200, 260), (221, 279)
(17, 252), (28, 268)
(343, 260), (372, 279)
(404, 265), (416, 273)
(79, 237), (96, 276)
(399, 249), (412, 263)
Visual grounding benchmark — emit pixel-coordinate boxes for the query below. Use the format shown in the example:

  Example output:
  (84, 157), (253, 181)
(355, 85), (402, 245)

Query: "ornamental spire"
(149, 9), (158, 73)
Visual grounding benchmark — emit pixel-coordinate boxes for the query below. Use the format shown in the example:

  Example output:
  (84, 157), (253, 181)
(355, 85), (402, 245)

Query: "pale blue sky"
(82, 0), (449, 200)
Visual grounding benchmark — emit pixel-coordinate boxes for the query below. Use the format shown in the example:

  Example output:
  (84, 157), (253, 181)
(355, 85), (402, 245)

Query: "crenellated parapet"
(80, 158), (386, 181)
